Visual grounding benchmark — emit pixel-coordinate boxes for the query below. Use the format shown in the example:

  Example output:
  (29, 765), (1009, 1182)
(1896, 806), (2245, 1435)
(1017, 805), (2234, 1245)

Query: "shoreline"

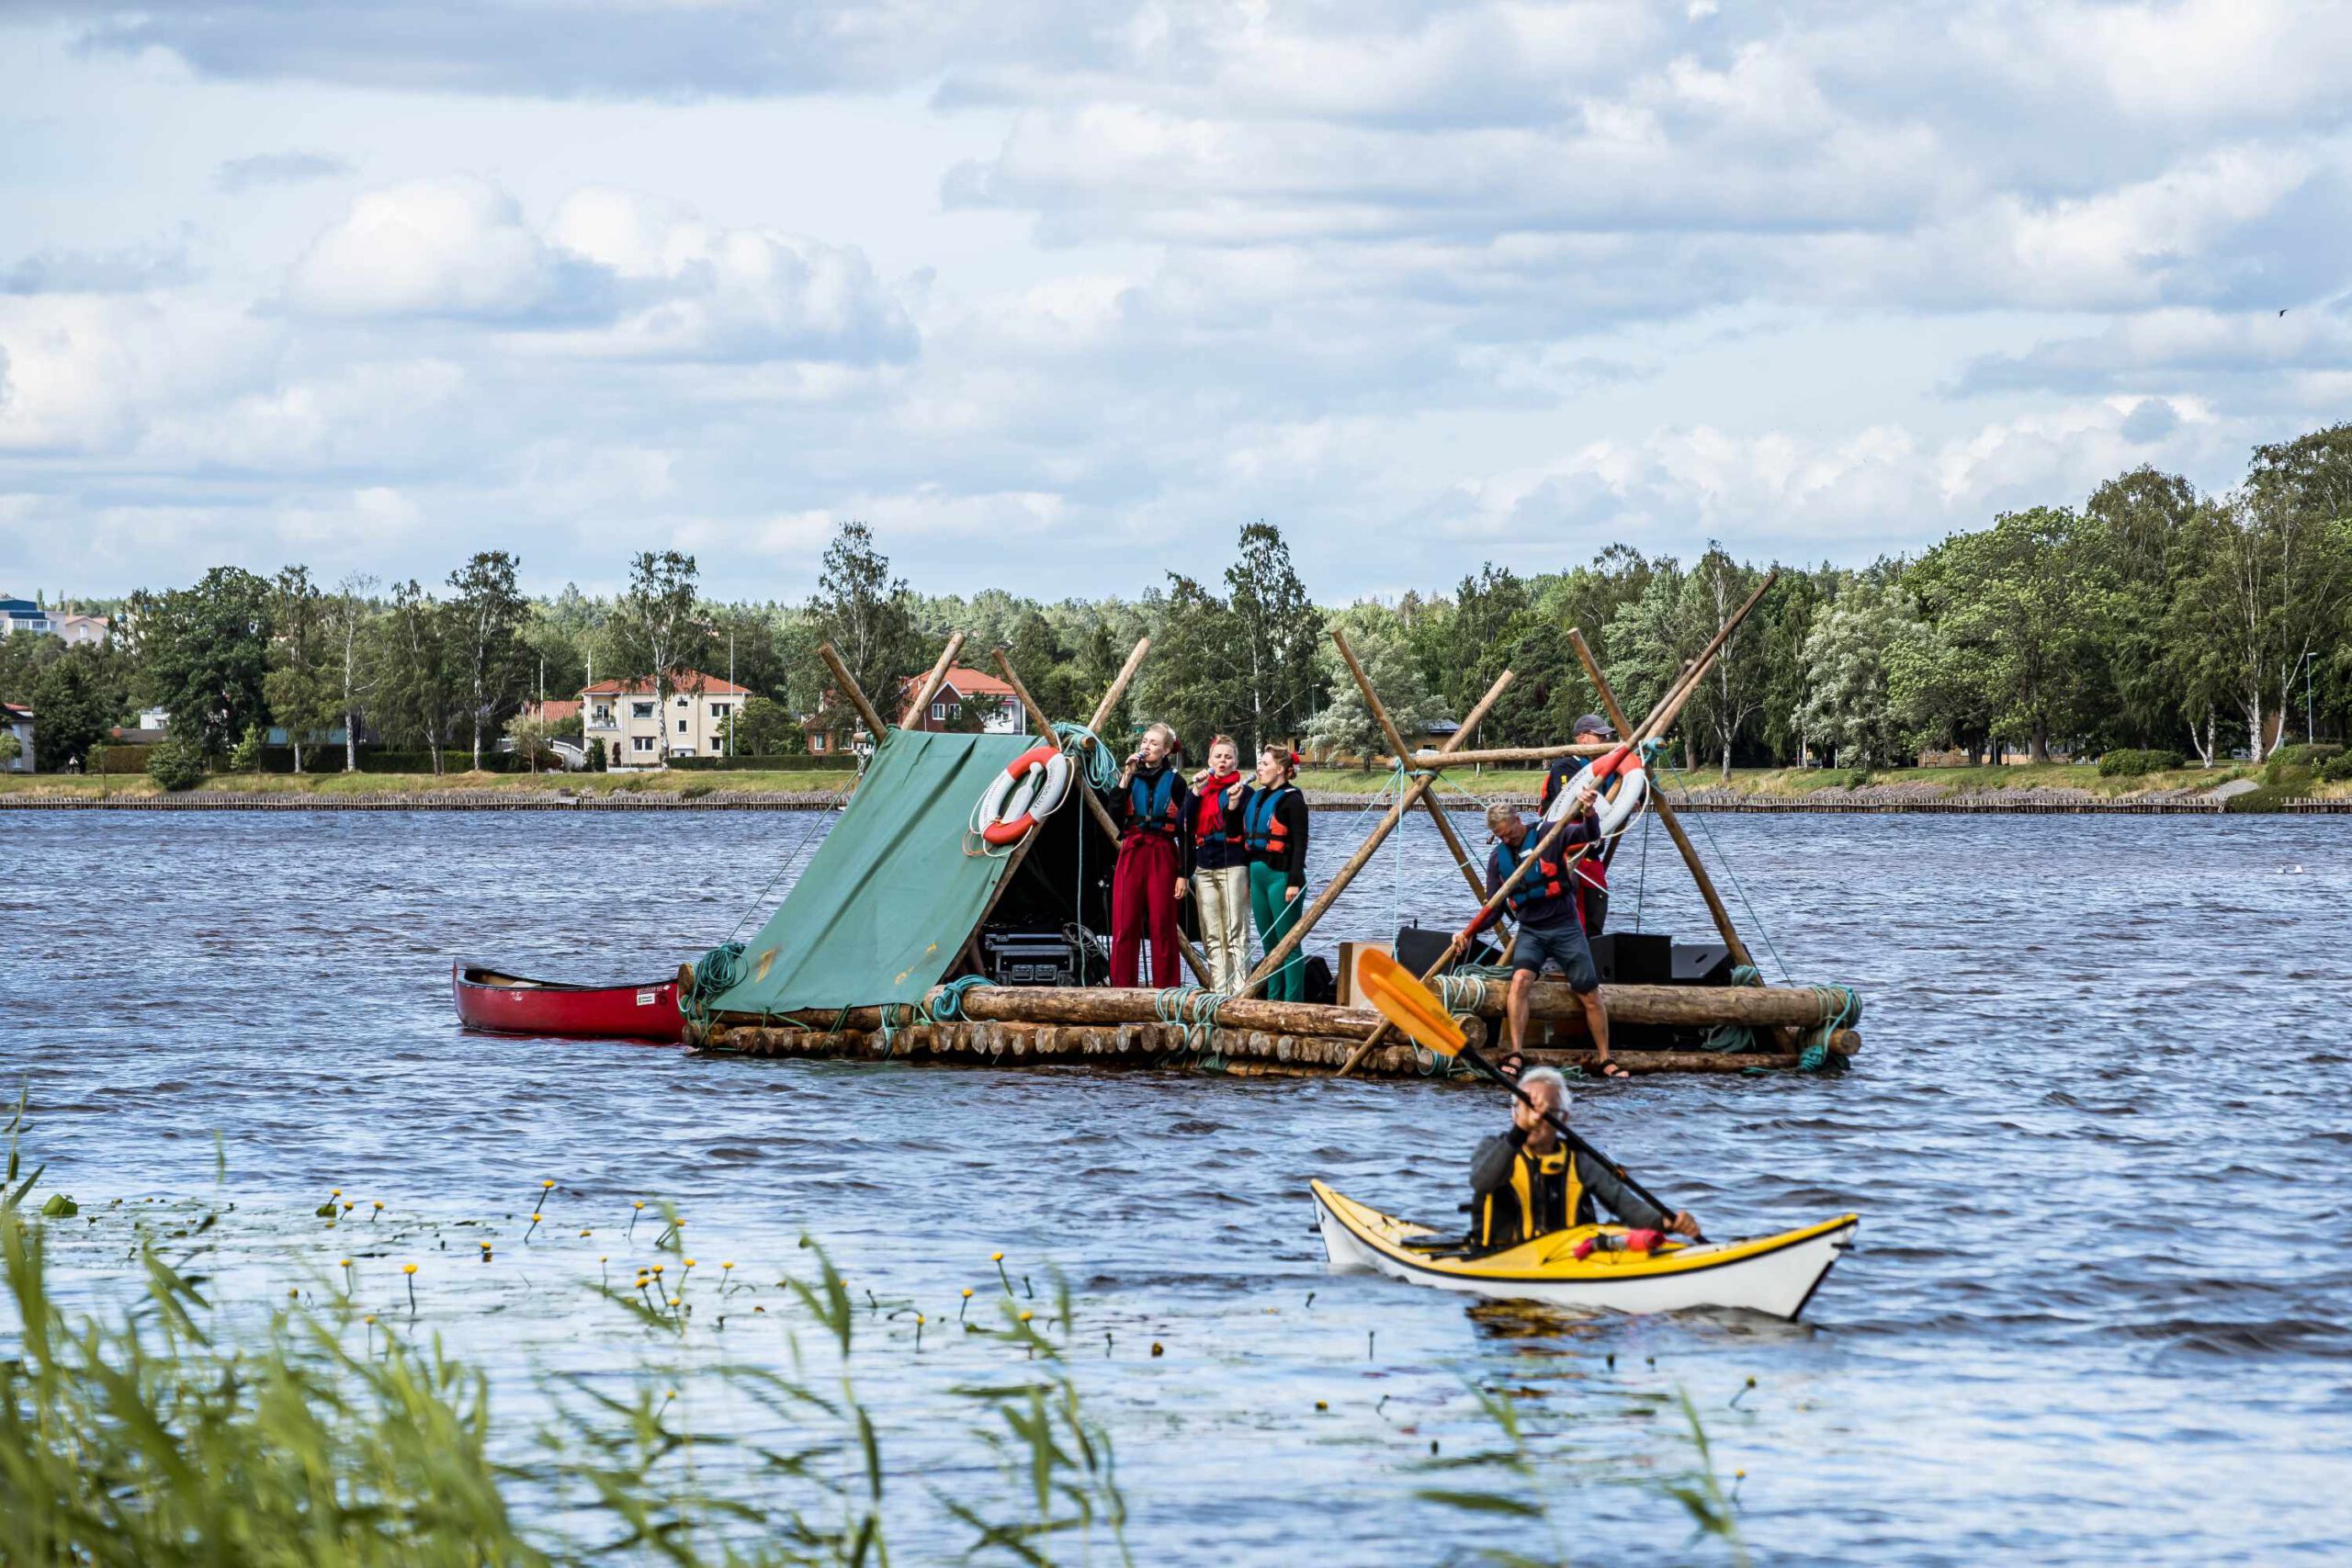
(6, 787), (2342, 814)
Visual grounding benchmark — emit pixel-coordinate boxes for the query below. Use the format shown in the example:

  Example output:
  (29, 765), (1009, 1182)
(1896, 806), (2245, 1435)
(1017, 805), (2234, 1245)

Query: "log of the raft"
(702, 1019), (1855, 1072)
(711, 980), (1849, 1038)
(1471, 980), (1859, 1029)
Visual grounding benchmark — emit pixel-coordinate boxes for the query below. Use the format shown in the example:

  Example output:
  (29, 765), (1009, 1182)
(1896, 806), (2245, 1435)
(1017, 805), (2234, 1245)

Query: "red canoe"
(450, 961), (687, 1043)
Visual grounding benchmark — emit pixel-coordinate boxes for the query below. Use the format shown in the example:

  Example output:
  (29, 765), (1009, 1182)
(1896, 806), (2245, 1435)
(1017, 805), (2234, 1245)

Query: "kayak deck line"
(1311, 1180), (1859, 1320)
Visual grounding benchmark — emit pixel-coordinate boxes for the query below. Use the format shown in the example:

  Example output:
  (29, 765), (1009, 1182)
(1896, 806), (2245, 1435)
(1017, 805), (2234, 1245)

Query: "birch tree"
(447, 550), (530, 770)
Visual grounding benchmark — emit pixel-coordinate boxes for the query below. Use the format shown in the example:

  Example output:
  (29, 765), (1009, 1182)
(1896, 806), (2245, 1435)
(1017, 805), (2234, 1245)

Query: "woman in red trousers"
(1110, 722), (1193, 987)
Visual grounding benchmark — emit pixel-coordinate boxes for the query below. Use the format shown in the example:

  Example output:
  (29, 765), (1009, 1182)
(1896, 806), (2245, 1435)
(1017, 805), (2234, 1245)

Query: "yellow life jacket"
(1476, 1141), (1586, 1249)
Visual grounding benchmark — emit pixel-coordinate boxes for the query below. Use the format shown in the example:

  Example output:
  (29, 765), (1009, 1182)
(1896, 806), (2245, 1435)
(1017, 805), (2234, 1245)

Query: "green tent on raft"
(708, 728), (1050, 1015)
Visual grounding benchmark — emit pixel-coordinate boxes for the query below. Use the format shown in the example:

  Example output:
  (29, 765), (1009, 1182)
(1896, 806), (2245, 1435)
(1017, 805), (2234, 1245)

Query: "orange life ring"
(978, 743), (1073, 845)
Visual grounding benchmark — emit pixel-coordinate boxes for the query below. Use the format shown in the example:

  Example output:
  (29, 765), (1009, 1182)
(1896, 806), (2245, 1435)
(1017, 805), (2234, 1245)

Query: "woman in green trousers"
(1238, 745), (1311, 1001)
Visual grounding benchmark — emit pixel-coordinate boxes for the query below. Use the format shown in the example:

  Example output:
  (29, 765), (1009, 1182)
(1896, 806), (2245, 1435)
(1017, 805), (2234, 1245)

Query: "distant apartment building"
(0, 596), (109, 644)
(582, 673), (749, 764)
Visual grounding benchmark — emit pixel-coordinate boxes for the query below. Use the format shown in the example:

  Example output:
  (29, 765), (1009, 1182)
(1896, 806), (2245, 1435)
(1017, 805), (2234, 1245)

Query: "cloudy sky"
(3, 1), (2346, 603)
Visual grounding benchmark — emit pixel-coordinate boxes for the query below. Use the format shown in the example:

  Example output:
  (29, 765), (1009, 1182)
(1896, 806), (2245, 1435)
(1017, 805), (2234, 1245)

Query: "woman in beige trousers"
(1187, 735), (1251, 990)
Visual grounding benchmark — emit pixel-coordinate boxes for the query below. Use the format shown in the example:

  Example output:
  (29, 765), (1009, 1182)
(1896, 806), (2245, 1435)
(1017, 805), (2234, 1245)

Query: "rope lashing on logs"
(929, 975), (995, 1020)
(678, 941), (747, 1033)
(1152, 984), (1229, 1070)
(1796, 985), (1860, 1073)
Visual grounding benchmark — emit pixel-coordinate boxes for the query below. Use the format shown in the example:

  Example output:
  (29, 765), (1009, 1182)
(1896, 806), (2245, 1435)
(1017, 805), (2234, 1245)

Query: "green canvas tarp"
(708, 728), (1039, 1015)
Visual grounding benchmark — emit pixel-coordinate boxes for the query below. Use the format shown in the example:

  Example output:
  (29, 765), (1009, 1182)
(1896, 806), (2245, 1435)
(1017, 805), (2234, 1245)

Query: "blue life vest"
(1496, 836), (1571, 920)
(1127, 768), (1181, 836)
(1243, 785), (1296, 857)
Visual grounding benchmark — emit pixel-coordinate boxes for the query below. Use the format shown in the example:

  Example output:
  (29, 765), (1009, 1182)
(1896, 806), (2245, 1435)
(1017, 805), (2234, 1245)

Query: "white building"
(582, 672), (750, 765)
(2, 703), (31, 772)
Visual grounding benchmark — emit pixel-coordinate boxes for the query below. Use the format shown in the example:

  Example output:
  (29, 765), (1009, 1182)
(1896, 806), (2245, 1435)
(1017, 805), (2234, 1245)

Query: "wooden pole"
(1567, 628), (1757, 973)
(818, 642), (890, 745)
(1088, 637), (1149, 739)
(1335, 570), (1776, 1076)
(992, 646), (1213, 986)
(1234, 668), (1515, 998)
(1430, 571), (1774, 956)
(1331, 626), (1487, 906)
(899, 631), (968, 729)
(1393, 741), (1614, 768)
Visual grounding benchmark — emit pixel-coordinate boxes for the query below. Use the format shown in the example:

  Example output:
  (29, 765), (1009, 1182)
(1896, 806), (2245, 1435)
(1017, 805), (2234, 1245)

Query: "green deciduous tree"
(610, 551), (707, 752)
(380, 580), (452, 771)
(130, 566), (275, 758)
(30, 646), (123, 772)
(1225, 521), (1325, 753)
(1907, 508), (2114, 761)
(447, 550), (531, 770)
(1308, 602), (1443, 768)
(718, 695), (808, 756)
(810, 523), (919, 739)
(263, 566), (332, 773)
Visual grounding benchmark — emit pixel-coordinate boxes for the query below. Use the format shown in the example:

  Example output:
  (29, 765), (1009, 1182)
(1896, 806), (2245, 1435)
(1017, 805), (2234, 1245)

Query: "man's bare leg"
(1507, 968), (1535, 1061)
(1579, 987), (1617, 1075)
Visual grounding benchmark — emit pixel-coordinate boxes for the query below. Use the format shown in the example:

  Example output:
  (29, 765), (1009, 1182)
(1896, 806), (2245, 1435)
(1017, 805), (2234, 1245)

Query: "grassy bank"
(1295, 761), (2308, 800)
(0, 767), (857, 800)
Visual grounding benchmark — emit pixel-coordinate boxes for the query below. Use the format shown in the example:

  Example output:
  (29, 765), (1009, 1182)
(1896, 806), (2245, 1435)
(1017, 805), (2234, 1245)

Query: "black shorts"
(1511, 920), (1598, 992)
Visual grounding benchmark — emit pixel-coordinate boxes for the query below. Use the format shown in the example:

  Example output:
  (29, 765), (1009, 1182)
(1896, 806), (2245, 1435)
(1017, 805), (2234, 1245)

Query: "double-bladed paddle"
(1354, 947), (1701, 1241)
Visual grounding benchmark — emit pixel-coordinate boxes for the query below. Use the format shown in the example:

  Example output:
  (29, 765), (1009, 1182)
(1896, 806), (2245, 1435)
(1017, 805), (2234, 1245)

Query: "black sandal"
(1596, 1058), (1631, 1080)
(1496, 1051), (1524, 1082)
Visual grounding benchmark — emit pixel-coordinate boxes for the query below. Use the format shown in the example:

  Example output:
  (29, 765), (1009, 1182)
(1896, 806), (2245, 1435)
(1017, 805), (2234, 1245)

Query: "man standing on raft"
(1449, 795), (1625, 1079)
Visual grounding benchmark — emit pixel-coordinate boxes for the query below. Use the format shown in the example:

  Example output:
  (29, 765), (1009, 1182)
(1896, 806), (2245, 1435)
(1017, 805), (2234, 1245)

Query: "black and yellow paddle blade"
(1358, 948), (1466, 1058)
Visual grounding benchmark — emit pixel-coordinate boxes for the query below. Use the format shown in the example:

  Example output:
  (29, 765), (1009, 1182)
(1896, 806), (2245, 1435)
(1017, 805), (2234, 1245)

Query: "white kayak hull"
(1312, 1179), (1856, 1321)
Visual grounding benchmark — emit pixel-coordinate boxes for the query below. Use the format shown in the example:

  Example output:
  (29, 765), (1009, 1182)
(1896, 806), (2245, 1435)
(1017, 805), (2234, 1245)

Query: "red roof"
(918, 667), (1017, 700)
(526, 699), (582, 724)
(580, 672), (749, 698)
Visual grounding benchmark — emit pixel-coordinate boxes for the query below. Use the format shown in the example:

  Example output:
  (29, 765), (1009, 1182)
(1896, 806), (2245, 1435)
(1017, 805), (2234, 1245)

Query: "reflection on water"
(4, 808), (2350, 1564)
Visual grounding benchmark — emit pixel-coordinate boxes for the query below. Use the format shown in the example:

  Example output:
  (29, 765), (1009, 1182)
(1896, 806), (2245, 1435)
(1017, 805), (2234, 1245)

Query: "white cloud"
(284, 176), (600, 321)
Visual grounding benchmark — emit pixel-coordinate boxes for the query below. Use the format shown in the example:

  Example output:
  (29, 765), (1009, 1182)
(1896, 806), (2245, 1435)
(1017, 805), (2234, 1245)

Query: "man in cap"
(1537, 713), (1617, 936)
(1467, 1066), (1701, 1248)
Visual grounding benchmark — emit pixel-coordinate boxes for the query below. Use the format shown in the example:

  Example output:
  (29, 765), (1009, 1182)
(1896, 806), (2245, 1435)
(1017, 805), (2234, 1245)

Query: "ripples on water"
(5, 808), (2349, 1563)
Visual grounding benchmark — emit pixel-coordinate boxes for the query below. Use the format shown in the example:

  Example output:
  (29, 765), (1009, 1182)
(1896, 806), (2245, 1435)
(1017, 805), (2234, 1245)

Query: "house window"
(632, 701), (654, 719)
(711, 740), (723, 753)
(931, 702), (948, 722)
(590, 705), (614, 727)
(676, 717), (687, 734)
(632, 735), (654, 753)
(709, 703), (726, 719)
(676, 695), (690, 708)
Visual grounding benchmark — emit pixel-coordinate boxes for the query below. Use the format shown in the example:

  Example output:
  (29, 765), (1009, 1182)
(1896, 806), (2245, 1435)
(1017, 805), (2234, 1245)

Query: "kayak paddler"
(1448, 798), (1625, 1080)
(1469, 1067), (1700, 1249)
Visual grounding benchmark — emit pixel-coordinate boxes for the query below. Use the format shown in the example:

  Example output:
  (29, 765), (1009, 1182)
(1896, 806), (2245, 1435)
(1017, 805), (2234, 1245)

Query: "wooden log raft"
(699, 980), (1860, 1077)
(699, 1016), (1860, 1077)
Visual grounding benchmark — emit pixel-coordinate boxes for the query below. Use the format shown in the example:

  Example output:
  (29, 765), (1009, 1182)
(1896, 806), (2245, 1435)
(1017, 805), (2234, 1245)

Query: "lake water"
(5, 807), (2348, 1564)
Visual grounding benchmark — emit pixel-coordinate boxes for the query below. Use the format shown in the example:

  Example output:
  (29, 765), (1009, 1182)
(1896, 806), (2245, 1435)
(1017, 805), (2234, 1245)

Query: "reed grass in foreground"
(0, 1096), (1744, 1565)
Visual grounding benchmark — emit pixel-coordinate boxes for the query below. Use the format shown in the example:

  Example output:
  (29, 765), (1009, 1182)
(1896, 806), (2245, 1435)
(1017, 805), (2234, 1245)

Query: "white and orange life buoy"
(976, 743), (1073, 846)
(1543, 744), (1649, 839)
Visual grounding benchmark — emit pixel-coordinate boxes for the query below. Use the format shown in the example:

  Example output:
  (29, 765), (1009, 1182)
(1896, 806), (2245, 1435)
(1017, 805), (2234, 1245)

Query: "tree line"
(5, 423), (2347, 776)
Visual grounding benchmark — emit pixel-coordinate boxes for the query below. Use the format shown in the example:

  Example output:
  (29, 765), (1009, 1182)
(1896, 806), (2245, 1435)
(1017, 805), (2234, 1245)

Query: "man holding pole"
(1450, 796), (1625, 1080)
(1538, 714), (1616, 936)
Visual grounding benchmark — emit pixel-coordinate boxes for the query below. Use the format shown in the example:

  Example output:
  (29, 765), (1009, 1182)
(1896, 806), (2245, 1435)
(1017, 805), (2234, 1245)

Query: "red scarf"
(1196, 771), (1242, 840)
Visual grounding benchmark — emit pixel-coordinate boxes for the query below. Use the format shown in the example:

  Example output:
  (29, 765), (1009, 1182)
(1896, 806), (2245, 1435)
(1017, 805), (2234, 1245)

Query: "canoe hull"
(450, 962), (686, 1044)
(1312, 1179), (1854, 1321)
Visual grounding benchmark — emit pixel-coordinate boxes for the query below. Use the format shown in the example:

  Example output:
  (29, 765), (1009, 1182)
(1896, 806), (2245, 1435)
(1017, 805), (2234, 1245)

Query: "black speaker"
(1395, 924), (1500, 976)
(1671, 942), (1734, 985)
(1589, 931), (1671, 985)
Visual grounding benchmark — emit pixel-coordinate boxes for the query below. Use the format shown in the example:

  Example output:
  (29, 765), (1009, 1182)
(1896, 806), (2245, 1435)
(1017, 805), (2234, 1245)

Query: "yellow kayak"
(1311, 1179), (1857, 1321)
